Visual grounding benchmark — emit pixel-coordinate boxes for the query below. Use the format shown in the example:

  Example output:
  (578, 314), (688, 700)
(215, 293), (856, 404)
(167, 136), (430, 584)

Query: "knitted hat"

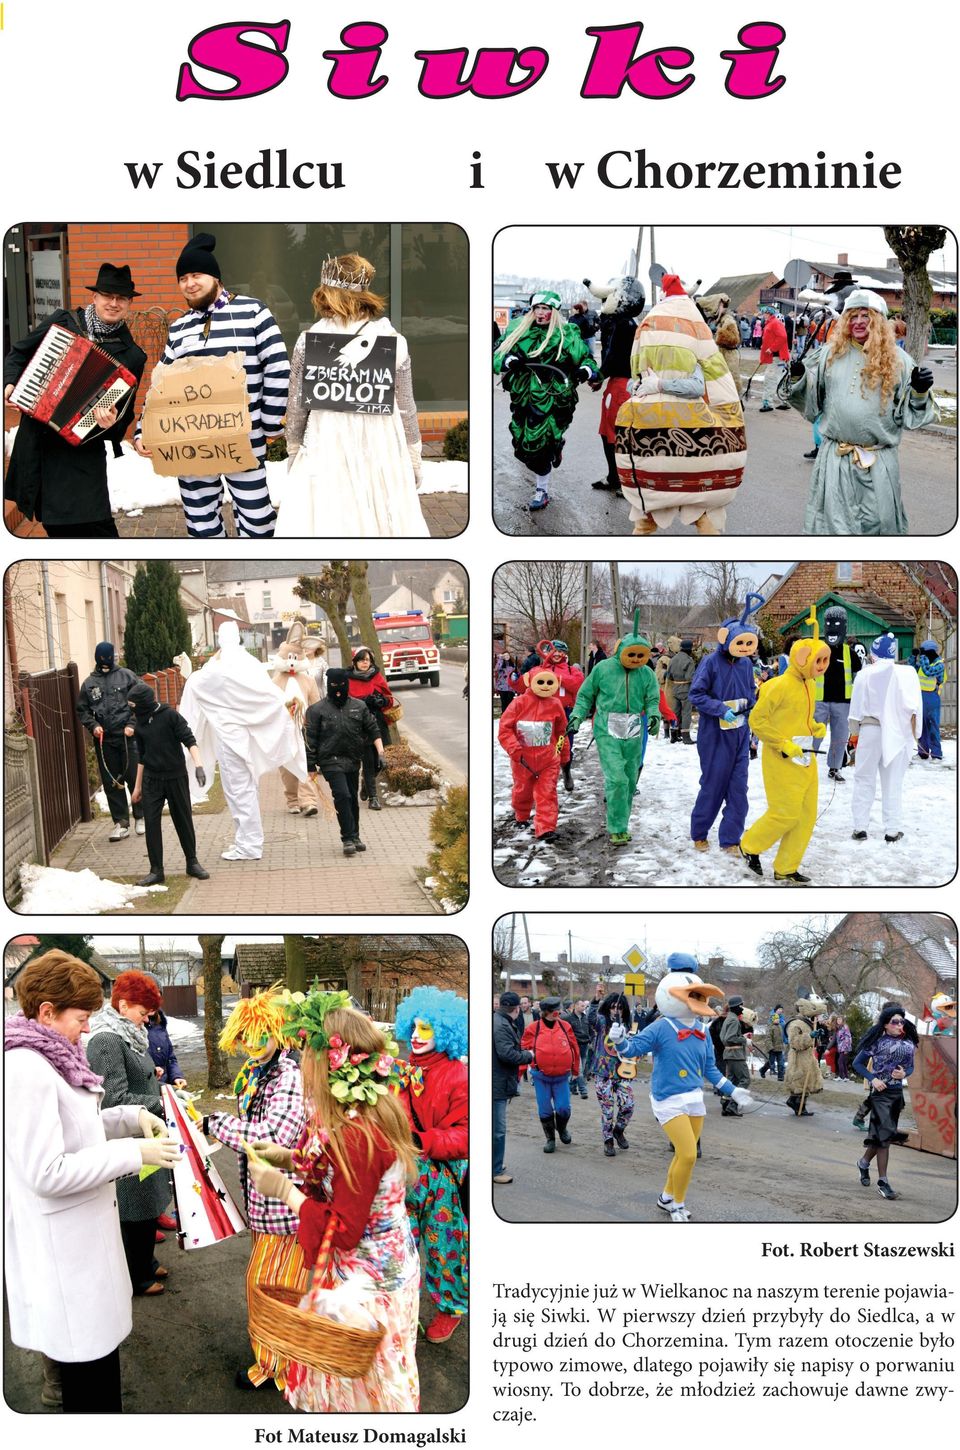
(844, 288), (888, 317)
(176, 231), (221, 280)
(870, 631), (898, 661)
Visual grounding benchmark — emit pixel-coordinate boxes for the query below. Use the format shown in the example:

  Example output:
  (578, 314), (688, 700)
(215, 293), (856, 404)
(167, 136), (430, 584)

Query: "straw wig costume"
(394, 988), (468, 1337)
(205, 987), (308, 1390)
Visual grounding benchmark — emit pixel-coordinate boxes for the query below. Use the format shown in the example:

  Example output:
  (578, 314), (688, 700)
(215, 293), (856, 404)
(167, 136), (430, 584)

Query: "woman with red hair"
(86, 971), (173, 1296)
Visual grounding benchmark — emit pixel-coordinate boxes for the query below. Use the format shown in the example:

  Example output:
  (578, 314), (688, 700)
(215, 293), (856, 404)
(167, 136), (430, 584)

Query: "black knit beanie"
(176, 232), (221, 280)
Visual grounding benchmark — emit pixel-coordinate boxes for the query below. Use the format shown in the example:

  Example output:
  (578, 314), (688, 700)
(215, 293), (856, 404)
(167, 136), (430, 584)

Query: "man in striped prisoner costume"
(135, 233), (289, 536)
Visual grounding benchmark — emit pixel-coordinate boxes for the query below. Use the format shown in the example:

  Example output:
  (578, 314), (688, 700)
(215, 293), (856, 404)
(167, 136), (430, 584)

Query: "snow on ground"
(493, 720), (957, 889)
(17, 863), (168, 913)
(107, 442), (182, 511)
(165, 1014), (202, 1046)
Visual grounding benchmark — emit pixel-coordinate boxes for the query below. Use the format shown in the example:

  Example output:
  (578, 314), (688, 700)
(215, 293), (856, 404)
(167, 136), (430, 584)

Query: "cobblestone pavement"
(48, 768), (442, 916)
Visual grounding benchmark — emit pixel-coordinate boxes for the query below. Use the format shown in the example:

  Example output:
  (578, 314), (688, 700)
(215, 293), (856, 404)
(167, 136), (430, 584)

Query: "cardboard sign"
(302, 332), (397, 415)
(140, 351), (257, 476)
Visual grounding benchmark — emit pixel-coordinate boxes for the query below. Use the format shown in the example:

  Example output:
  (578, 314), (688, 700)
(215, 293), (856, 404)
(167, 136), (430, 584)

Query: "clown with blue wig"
(394, 987), (468, 1343)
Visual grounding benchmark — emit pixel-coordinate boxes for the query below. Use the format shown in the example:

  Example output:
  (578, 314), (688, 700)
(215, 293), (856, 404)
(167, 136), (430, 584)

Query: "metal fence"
(3, 728), (44, 902)
(18, 663), (92, 858)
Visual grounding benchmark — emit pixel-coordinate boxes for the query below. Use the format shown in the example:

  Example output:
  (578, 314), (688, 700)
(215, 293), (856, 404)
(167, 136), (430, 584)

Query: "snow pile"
(165, 1014), (202, 1045)
(419, 460), (467, 495)
(17, 863), (167, 913)
(108, 443), (182, 512)
(493, 720), (957, 889)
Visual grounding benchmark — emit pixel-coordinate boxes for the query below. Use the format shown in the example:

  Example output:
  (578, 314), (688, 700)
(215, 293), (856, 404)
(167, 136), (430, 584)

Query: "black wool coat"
(4, 307), (146, 526)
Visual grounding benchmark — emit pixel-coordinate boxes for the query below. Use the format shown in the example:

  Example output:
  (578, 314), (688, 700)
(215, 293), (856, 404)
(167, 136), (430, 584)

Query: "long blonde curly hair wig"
(827, 308), (901, 409)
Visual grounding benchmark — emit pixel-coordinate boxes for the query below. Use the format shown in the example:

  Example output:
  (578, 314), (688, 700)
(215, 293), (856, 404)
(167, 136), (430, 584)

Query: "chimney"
(602, 955), (611, 968)
(529, 951), (540, 963)
(837, 253), (848, 265)
(887, 258), (897, 269)
(558, 952), (568, 964)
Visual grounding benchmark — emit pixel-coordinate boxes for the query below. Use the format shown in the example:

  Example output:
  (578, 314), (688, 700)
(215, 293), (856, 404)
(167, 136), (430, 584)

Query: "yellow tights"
(661, 1114), (704, 1205)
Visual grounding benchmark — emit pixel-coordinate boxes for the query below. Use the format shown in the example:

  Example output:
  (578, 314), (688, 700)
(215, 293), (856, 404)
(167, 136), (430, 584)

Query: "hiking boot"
(613, 1128), (630, 1150)
(603, 1139), (617, 1158)
(739, 844), (763, 876)
(342, 840), (357, 857)
(426, 1312), (462, 1343)
(693, 839), (709, 852)
(185, 860), (209, 879)
(40, 1356), (62, 1409)
(109, 822), (130, 841)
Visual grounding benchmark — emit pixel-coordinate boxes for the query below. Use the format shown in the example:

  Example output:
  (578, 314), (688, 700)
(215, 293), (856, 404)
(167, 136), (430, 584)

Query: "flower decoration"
(280, 984), (400, 1110)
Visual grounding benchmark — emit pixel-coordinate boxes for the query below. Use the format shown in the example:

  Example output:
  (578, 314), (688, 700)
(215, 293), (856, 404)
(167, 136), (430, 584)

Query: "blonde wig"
(495, 305), (566, 365)
(220, 984), (289, 1054)
(300, 1007), (417, 1191)
(311, 253), (385, 323)
(827, 308), (900, 408)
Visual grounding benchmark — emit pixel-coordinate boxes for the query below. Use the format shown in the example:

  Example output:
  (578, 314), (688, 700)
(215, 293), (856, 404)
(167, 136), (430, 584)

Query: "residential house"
(815, 913), (957, 1019)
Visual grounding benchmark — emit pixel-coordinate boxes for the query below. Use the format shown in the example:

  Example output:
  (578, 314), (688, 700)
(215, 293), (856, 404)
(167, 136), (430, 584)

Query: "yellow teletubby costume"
(740, 608), (830, 881)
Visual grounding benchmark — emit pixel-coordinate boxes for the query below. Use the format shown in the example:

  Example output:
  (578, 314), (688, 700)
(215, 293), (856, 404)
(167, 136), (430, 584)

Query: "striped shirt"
(206, 1049), (305, 1235)
(138, 291), (289, 437)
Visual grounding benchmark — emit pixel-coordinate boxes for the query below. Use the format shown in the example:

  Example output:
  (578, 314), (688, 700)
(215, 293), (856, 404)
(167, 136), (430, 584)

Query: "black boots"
(603, 1139), (617, 1157)
(185, 860), (209, 880)
(556, 1113), (572, 1145)
(137, 870), (165, 886)
(540, 1116), (557, 1153)
(786, 1093), (814, 1117)
(613, 1127), (629, 1150)
(561, 762), (574, 792)
(591, 441), (621, 491)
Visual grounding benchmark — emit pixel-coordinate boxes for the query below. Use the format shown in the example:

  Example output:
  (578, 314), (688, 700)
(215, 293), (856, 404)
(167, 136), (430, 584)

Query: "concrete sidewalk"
(49, 769), (440, 915)
(111, 491), (466, 539)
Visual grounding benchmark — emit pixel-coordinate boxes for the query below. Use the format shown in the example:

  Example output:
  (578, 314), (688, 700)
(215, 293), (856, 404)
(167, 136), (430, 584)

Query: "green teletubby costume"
(569, 611), (661, 843)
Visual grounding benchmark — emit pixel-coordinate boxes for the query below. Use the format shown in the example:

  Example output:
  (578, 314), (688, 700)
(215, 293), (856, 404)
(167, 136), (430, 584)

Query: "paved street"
(493, 370), (957, 537)
(47, 768), (441, 915)
(331, 652), (468, 784)
(493, 1072), (957, 1224)
(110, 490), (466, 540)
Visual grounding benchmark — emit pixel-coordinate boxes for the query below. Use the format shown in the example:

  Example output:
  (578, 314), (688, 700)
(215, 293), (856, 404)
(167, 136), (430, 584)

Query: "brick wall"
(67, 223), (188, 312)
(825, 913), (955, 1016)
(765, 562), (934, 643)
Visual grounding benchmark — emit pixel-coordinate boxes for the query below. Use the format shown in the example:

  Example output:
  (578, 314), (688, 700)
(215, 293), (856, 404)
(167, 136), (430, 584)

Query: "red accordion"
(9, 322), (138, 446)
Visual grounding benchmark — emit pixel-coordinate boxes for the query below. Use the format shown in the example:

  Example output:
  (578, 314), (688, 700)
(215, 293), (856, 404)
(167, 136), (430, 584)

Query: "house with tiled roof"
(818, 913), (956, 1018)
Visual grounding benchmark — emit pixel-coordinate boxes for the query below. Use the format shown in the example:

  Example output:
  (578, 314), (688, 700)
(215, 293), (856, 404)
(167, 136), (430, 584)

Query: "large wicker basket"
(248, 1219), (384, 1377)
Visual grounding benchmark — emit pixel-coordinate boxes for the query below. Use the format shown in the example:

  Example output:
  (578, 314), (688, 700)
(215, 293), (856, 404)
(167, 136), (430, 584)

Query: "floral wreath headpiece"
(280, 987), (400, 1107)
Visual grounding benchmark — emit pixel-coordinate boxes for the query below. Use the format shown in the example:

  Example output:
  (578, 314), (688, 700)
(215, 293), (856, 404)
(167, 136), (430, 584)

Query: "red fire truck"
(373, 611), (441, 688)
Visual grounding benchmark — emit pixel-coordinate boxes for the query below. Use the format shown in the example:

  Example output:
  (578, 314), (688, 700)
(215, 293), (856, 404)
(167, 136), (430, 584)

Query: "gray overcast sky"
(494, 225), (957, 291)
(499, 913), (842, 972)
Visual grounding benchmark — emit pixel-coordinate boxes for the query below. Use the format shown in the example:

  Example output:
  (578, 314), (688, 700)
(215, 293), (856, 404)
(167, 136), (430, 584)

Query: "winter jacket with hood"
(78, 660), (141, 736)
(147, 1009), (183, 1084)
(493, 1009), (532, 1101)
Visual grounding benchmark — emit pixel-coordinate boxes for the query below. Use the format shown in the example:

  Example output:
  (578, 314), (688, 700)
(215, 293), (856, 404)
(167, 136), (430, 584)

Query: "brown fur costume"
(784, 997), (826, 1097)
(270, 621), (333, 817)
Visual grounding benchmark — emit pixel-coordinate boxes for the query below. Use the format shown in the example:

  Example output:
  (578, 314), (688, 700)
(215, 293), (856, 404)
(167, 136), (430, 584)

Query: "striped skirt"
(245, 1230), (309, 1388)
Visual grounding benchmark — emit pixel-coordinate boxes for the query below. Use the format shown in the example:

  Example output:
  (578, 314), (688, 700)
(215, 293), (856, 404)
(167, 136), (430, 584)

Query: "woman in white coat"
(276, 253), (429, 537)
(849, 632), (923, 844)
(3, 951), (178, 1412)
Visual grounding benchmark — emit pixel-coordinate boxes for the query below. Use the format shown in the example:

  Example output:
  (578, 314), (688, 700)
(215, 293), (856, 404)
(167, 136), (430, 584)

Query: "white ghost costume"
(849, 650), (922, 838)
(179, 621), (307, 859)
(276, 316), (429, 538)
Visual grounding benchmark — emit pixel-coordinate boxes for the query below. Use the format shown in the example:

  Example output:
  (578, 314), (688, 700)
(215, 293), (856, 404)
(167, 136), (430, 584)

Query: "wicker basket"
(248, 1219), (384, 1377)
(382, 701), (404, 725)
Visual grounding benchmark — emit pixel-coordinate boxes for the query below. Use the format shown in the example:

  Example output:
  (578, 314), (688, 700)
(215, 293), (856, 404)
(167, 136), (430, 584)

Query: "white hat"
(843, 288), (888, 317)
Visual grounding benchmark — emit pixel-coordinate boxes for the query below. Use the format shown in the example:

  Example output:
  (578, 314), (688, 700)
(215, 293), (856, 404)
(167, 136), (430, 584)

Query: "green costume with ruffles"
(494, 317), (597, 476)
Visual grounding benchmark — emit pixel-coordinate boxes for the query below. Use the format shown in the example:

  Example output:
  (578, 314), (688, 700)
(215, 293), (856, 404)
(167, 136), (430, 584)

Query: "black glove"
(577, 365), (594, 383)
(789, 358), (805, 379)
(195, 766), (207, 788)
(369, 691), (387, 709)
(910, 366), (934, 394)
(501, 354), (517, 373)
(566, 719), (581, 735)
(376, 753), (387, 774)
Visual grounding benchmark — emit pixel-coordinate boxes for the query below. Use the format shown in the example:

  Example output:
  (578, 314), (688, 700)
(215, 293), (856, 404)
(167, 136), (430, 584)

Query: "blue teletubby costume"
(689, 592), (765, 850)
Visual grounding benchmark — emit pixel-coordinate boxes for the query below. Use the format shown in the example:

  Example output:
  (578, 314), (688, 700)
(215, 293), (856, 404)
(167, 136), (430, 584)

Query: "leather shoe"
(185, 860), (210, 879)
(137, 871), (165, 886)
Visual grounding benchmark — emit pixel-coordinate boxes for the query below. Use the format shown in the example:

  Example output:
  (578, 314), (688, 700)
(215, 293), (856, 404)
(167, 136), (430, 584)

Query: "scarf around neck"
(88, 1001), (149, 1054)
(4, 1011), (104, 1090)
(84, 303), (124, 342)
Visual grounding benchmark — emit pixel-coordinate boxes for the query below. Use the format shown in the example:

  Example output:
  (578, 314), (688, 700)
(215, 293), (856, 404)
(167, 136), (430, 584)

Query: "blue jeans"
(493, 1097), (508, 1176)
(570, 1071), (587, 1096)
(761, 1050), (784, 1081)
(531, 1070), (571, 1118)
(919, 693), (942, 759)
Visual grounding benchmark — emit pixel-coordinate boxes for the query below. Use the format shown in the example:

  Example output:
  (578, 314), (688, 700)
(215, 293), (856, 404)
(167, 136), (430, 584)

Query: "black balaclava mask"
(327, 668), (350, 706)
(127, 680), (158, 721)
(95, 641), (116, 673)
(824, 605), (848, 649)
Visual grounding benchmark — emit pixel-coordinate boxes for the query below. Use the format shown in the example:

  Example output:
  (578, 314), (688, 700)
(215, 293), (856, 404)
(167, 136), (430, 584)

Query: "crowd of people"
(493, 971), (950, 1218)
(5, 239), (429, 538)
(4, 953), (468, 1413)
(494, 269), (938, 534)
(75, 618), (402, 880)
(494, 599), (947, 880)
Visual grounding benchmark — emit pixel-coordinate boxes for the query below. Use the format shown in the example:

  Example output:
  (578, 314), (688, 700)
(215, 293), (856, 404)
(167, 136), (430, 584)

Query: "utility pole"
(139, 935), (146, 971)
(611, 563), (624, 639)
(521, 914), (533, 1000)
(506, 913), (516, 991)
(568, 929), (574, 999)
(580, 563), (594, 670)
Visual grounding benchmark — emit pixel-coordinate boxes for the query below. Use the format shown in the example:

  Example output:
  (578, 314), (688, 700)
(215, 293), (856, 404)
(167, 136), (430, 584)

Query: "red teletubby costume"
(498, 657), (570, 838)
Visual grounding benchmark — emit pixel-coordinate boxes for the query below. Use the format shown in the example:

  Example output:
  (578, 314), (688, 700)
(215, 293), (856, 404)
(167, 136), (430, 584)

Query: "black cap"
(86, 263), (140, 298)
(499, 991), (521, 1009)
(176, 231), (221, 280)
(540, 996), (563, 1013)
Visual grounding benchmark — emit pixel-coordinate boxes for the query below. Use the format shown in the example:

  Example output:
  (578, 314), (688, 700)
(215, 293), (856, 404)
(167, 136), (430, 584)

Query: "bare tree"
(347, 561), (386, 673)
(756, 916), (916, 1011)
(295, 565), (353, 664)
(198, 933), (229, 1087)
(883, 226), (948, 365)
(494, 562), (583, 647)
(691, 562), (755, 621)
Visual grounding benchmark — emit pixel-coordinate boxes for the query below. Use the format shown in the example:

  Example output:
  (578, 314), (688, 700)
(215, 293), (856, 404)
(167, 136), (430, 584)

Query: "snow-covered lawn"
(17, 863), (168, 913)
(493, 720), (957, 888)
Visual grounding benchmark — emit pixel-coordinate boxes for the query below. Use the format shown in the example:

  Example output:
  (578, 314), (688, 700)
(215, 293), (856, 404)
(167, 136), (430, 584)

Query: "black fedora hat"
(86, 263), (140, 298)
(825, 269), (856, 294)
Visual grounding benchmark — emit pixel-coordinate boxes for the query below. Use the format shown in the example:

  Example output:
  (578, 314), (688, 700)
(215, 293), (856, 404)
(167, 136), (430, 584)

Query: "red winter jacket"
(760, 317), (789, 364)
(348, 669), (395, 711)
(522, 1017), (580, 1077)
(399, 1050), (467, 1161)
(498, 692), (571, 769)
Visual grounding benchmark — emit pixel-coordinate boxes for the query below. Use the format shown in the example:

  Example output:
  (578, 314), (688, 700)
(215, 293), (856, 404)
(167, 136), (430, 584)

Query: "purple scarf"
(4, 1011), (104, 1090)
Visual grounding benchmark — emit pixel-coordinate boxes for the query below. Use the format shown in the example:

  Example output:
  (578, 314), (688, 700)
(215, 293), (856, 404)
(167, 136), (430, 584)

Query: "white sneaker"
(109, 823), (130, 841)
(287, 806), (301, 815)
(220, 847), (261, 861)
(135, 819), (146, 836)
(301, 805), (318, 818)
(656, 1193), (674, 1214)
(669, 1203), (691, 1223)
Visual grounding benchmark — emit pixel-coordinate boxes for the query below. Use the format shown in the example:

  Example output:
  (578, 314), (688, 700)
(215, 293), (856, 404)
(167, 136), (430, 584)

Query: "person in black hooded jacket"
(127, 680), (210, 886)
(4, 264), (146, 536)
(77, 641), (144, 842)
(304, 669), (383, 857)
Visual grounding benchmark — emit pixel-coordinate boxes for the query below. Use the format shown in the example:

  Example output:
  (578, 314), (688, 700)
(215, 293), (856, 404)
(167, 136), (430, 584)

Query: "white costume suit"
(179, 621), (307, 858)
(849, 655), (922, 837)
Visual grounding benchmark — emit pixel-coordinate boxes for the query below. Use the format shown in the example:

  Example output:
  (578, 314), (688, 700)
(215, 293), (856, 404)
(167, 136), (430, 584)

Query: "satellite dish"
(783, 259), (811, 291)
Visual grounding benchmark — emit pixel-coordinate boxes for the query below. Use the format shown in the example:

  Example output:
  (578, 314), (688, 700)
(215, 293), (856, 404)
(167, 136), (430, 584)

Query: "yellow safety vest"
(919, 661), (946, 693)
(815, 643), (852, 702)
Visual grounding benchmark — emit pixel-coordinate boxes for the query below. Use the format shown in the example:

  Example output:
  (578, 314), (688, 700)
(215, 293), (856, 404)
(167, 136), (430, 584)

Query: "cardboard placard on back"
(140, 351), (257, 476)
